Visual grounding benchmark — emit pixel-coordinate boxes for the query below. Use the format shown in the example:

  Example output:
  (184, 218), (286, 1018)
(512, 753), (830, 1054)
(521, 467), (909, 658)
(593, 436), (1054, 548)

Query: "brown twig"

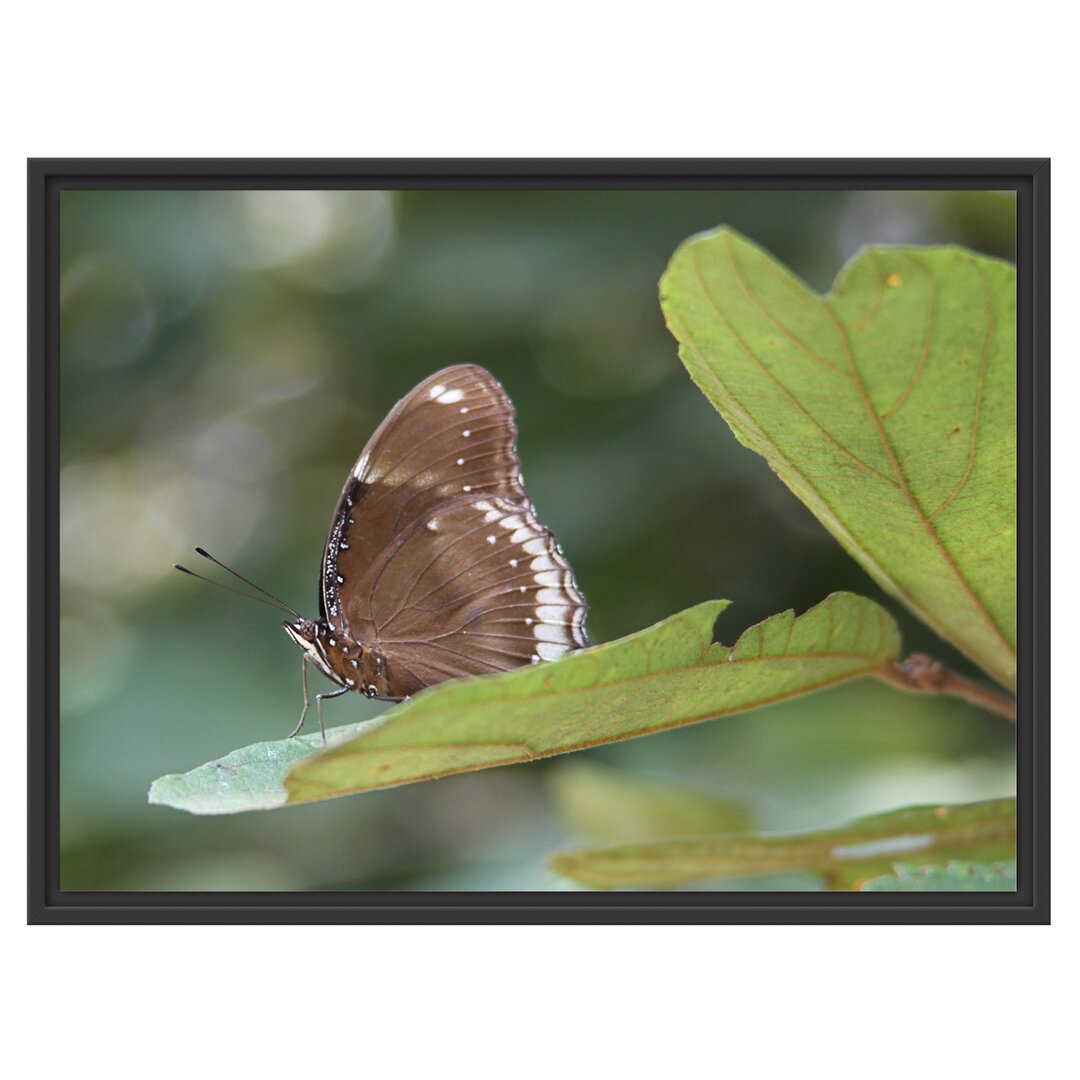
(875, 654), (1016, 723)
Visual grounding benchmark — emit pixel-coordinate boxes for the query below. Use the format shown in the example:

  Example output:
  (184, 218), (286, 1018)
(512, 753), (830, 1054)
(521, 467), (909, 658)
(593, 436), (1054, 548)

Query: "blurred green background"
(59, 187), (1016, 891)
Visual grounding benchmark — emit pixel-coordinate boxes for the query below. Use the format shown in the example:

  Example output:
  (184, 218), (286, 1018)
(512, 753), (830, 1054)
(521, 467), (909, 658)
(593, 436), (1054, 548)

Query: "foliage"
(548, 798), (1016, 890)
(150, 593), (899, 814)
(860, 859), (1016, 892)
(148, 721), (376, 815)
(661, 230), (1016, 690)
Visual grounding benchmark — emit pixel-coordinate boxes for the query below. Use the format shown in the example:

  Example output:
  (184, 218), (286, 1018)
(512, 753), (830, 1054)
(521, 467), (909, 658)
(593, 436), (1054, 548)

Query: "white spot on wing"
(428, 383), (447, 399)
(536, 642), (568, 661)
(462, 429), (471, 437)
(537, 605), (570, 622)
(435, 388), (464, 404)
(534, 570), (565, 587)
(352, 451), (369, 479)
(486, 535), (496, 544)
(534, 624), (570, 644)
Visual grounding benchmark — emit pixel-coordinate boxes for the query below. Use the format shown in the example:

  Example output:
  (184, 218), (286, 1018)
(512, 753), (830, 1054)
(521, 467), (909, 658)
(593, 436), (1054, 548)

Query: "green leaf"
(860, 859), (1016, 892)
(147, 721), (380, 815)
(148, 592), (900, 814)
(284, 592), (898, 807)
(548, 798), (1016, 890)
(660, 229), (1016, 690)
(551, 761), (753, 843)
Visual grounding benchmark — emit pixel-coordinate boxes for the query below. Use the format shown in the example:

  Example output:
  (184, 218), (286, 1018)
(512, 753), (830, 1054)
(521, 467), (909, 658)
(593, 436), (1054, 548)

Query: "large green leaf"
(549, 798), (1016, 890)
(860, 859), (1016, 892)
(149, 592), (899, 814)
(661, 230), (1016, 690)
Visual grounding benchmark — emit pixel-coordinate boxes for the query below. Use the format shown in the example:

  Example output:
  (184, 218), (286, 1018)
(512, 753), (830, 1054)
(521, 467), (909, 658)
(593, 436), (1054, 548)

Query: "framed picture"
(29, 159), (1048, 923)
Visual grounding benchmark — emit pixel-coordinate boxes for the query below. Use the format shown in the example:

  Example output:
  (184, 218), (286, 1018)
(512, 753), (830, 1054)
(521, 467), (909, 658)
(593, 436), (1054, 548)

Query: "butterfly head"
(283, 618), (361, 687)
(282, 617), (320, 646)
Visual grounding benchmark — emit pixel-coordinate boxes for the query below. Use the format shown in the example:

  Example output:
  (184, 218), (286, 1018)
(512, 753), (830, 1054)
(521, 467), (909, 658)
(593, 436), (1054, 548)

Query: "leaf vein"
(690, 243), (899, 488)
(822, 294), (1014, 667)
(927, 258), (994, 523)
(880, 253), (937, 420)
(727, 234), (852, 380)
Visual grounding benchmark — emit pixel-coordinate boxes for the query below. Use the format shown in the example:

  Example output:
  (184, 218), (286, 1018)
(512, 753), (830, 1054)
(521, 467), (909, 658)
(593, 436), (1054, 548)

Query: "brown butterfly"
(178, 365), (588, 740)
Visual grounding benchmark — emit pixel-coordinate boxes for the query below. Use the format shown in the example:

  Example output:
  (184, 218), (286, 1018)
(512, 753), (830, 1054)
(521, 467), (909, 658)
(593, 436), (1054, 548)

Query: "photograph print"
(36, 162), (1040, 917)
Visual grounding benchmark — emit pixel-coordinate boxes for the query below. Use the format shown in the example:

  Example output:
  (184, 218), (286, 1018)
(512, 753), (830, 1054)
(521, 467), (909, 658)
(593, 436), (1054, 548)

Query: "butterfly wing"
(321, 365), (587, 696)
(371, 494), (587, 695)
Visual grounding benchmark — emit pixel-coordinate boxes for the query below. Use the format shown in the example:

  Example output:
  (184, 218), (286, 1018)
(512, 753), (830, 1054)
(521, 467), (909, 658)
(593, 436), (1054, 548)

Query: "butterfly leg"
(287, 656), (311, 739)
(315, 685), (351, 744)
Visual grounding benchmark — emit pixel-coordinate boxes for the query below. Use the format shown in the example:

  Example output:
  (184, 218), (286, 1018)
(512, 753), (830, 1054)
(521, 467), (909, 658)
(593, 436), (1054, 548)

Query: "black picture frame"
(28, 158), (1049, 924)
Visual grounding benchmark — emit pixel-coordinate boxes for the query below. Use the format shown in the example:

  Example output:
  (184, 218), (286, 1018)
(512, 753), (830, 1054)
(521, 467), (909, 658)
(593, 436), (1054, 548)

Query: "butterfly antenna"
(194, 547), (300, 616)
(174, 549), (301, 619)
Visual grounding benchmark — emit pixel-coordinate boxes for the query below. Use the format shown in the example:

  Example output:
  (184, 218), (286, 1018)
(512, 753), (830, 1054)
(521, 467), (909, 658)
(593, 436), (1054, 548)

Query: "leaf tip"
(146, 776), (171, 806)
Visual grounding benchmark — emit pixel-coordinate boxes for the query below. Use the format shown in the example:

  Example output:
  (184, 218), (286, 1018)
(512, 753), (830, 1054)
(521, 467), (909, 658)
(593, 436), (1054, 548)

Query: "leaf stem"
(875, 654), (1016, 723)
